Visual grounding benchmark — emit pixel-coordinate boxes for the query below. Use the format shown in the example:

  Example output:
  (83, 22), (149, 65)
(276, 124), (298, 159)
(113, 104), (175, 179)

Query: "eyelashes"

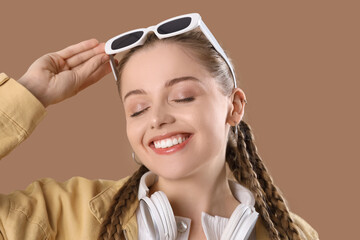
(173, 97), (195, 103)
(129, 97), (195, 118)
(130, 107), (150, 117)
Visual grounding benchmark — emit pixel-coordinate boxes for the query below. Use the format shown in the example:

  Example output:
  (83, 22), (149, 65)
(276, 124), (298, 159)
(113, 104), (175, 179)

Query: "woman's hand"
(17, 39), (113, 108)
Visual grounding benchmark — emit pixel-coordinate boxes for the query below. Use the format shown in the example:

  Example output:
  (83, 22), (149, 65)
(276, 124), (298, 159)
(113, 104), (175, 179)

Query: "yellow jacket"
(0, 73), (319, 240)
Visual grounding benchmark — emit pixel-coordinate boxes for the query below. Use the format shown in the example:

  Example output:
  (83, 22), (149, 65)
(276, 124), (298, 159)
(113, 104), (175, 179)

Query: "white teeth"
(153, 135), (189, 149)
(166, 139), (172, 147)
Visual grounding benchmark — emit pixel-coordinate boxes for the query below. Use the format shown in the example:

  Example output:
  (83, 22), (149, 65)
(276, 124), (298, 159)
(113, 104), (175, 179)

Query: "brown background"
(1, 1), (359, 239)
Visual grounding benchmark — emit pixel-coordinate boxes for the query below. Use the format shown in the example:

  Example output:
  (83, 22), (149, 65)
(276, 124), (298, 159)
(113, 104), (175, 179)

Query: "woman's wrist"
(17, 76), (48, 108)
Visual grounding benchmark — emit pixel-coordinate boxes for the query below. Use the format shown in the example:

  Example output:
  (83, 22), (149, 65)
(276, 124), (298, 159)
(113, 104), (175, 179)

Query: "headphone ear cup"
(140, 196), (164, 239)
(221, 204), (259, 240)
(153, 191), (177, 239)
(140, 191), (178, 240)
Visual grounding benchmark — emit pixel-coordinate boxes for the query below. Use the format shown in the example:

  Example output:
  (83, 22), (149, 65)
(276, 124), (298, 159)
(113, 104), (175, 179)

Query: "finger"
(74, 53), (109, 87)
(66, 42), (106, 69)
(56, 38), (99, 59)
(77, 61), (113, 92)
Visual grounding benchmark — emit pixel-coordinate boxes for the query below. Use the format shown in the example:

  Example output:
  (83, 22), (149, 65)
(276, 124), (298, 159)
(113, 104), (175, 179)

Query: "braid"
(239, 120), (302, 239)
(226, 120), (302, 240)
(97, 165), (149, 240)
(227, 123), (281, 240)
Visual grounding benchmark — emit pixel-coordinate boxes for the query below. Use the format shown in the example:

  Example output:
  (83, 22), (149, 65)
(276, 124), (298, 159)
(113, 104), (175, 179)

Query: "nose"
(150, 104), (175, 129)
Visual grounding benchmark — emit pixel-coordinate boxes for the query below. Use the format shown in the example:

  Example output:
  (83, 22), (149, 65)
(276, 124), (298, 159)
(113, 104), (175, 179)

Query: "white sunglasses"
(105, 13), (237, 88)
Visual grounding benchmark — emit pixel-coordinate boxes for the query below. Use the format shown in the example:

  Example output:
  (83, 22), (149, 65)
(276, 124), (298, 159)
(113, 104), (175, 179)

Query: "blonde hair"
(98, 29), (302, 240)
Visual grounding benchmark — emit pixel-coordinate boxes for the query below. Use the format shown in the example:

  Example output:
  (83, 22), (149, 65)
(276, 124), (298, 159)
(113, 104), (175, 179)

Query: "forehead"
(120, 42), (212, 95)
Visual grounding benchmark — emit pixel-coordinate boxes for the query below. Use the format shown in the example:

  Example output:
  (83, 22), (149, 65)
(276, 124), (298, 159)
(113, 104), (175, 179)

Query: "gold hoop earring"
(132, 152), (142, 165)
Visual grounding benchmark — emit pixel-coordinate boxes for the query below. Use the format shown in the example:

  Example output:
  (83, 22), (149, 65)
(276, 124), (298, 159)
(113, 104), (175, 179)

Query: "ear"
(226, 88), (247, 126)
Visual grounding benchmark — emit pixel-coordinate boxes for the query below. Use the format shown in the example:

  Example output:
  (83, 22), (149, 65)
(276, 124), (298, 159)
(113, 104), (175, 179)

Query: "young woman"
(0, 13), (318, 240)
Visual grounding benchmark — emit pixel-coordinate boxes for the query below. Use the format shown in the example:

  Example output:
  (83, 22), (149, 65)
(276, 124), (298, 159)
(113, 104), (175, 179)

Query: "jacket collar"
(88, 176), (140, 227)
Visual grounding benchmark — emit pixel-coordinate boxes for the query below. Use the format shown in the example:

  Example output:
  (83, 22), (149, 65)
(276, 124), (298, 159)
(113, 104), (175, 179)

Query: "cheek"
(126, 119), (147, 149)
(200, 100), (229, 142)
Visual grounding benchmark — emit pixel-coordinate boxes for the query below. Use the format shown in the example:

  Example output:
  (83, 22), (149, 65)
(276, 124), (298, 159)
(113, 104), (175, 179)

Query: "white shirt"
(136, 171), (258, 240)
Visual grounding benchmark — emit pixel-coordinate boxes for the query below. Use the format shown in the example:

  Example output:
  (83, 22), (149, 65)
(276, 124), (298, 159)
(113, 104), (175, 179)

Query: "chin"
(149, 163), (201, 181)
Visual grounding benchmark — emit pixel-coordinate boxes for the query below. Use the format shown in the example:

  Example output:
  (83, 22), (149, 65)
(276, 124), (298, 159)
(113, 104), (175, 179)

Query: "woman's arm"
(0, 73), (47, 159)
(0, 39), (112, 159)
(0, 39), (114, 238)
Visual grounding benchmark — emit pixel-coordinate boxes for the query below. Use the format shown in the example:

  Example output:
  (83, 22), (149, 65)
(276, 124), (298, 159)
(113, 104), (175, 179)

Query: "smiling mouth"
(150, 133), (191, 149)
(149, 133), (193, 155)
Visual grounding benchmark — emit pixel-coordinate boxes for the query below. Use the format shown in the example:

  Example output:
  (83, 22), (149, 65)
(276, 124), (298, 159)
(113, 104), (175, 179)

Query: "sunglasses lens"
(157, 17), (192, 34)
(111, 31), (144, 50)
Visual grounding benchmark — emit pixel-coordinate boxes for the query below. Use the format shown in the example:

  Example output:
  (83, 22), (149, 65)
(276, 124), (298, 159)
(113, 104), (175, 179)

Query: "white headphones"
(139, 190), (259, 240)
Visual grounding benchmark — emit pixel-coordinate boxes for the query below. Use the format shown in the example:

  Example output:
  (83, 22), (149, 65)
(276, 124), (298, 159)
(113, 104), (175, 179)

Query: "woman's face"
(120, 42), (236, 180)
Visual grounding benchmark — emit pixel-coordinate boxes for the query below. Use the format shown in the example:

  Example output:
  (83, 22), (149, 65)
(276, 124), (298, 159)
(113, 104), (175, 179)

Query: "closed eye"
(130, 107), (150, 117)
(173, 97), (195, 103)
(130, 97), (194, 117)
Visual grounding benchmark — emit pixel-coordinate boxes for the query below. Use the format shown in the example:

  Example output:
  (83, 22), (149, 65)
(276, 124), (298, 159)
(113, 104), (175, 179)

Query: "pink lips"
(149, 134), (193, 155)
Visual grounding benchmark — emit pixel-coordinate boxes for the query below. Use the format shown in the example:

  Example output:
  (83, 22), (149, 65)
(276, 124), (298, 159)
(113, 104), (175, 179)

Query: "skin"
(18, 38), (247, 239)
(121, 42), (247, 239)
(18, 39), (112, 107)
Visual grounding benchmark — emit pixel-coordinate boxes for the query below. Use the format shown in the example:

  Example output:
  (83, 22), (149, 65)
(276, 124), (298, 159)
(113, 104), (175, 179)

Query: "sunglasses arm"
(109, 54), (120, 82)
(199, 20), (237, 88)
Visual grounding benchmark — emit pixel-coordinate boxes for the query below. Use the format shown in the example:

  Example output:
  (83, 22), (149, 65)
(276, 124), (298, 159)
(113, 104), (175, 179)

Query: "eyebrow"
(123, 76), (201, 102)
